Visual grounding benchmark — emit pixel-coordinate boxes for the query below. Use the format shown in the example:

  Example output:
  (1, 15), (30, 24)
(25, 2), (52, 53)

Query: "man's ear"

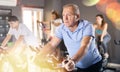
(75, 15), (80, 21)
(75, 15), (77, 19)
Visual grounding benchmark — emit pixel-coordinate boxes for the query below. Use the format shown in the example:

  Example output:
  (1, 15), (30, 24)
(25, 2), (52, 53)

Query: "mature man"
(38, 4), (102, 72)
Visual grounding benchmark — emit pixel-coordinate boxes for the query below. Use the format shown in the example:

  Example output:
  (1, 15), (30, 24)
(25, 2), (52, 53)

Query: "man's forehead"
(8, 21), (15, 23)
(8, 21), (17, 24)
(63, 6), (74, 10)
(63, 7), (75, 14)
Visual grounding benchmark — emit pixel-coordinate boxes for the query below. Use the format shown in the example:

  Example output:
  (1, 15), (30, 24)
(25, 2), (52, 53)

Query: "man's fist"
(62, 59), (75, 71)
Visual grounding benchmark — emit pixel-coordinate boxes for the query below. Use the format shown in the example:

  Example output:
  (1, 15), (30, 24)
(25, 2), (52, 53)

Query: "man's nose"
(64, 16), (68, 20)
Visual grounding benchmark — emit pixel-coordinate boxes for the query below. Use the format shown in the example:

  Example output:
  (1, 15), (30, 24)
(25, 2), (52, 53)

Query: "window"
(22, 7), (44, 43)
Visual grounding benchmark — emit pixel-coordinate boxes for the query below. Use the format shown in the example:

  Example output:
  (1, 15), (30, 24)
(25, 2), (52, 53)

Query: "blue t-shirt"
(55, 20), (102, 68)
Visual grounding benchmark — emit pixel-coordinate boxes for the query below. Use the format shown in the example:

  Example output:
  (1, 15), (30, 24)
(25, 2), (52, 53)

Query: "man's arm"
(39, 36), (61, 56)
(7, 35), (24, 53)
(63, 36), (92, 71)
(1, 34), (12, 47)
(71, 36), (92, 63)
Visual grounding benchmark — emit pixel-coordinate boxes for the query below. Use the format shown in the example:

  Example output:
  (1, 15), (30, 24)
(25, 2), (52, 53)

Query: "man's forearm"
(71, 46), (87, 64)
(1, 35), (11, 47)
(71, 36), (91, 64)
(40, 42), (56, 56)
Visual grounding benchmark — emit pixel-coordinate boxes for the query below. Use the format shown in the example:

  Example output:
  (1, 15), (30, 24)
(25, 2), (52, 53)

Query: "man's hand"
(62, 59), (75, 71)
(0, 46), (8, 54)
(0, 48), (3, 53)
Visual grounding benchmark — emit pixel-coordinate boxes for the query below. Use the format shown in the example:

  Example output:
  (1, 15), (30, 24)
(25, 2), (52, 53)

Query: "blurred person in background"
(0, 15), (40, 72)
(93, 14), (111, 59)
(40, 10), (62, 41)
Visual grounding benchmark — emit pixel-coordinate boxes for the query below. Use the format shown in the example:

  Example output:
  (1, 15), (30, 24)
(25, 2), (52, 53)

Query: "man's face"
(8, 21), (18, 29)
(62, 7), (77, 27)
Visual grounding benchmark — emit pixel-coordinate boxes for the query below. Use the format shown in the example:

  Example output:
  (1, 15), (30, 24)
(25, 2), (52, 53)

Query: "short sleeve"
(20, 24), (30, 36)
(55, 24), (63, 39)
(8, 28), (13, 35)
(83, 23), (95, 38)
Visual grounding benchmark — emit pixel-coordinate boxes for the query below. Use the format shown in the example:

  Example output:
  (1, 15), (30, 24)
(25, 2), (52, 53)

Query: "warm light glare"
(82, 0), (99, 6)
(106, 2), (120, 30)
(0, 45), (66, 72)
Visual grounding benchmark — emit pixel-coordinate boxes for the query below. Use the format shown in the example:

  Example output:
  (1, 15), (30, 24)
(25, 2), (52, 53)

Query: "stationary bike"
(96, 41), (108, 72)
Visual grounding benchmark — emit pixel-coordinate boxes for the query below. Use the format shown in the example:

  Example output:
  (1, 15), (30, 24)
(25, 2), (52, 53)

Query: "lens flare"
(82, 0), (100, 6)
(96, 0), (117, 13)
(106, 2), (120, 30)
(0, 46), (66, 72)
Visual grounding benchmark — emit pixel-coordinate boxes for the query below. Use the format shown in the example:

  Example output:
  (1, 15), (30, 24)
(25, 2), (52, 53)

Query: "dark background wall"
(0, 0), (120, 64)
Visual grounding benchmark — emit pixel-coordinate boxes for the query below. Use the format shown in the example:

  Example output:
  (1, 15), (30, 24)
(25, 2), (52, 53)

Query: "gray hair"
(63, 4), (80, 15)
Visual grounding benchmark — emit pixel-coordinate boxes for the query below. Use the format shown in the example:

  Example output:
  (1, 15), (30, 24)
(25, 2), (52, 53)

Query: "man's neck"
(15, 23), (19, 30)
(69, 21), (79, 32)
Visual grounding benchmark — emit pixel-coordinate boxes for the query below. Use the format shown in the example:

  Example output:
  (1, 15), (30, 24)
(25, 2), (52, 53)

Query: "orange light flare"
(96, 0), (117, 14)
(106, 2), (120, 30)
(0, 44), (66, 71)
(33, 54), (66, 72)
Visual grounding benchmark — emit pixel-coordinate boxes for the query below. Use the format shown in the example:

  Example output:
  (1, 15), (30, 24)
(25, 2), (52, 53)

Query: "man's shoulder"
(56, 23), (66, 31)
(19, 23), (28, 28)
(79, 19), (93, 28)
(19, 23), (26, 26)
(80, 19), (92, 24)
